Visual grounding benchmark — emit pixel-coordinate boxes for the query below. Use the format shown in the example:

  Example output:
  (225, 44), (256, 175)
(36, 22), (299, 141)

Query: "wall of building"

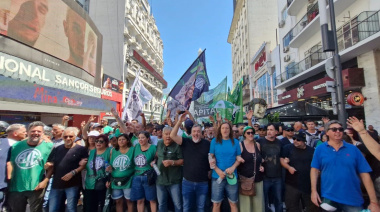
(89, 0), (125, 80)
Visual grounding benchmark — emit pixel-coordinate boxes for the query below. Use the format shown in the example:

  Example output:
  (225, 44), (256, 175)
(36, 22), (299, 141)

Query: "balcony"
(277, 10), (380, 89)
(276, 48), (327, 85)
(287, 0), (308, 16)
(285, 0), (357, 48)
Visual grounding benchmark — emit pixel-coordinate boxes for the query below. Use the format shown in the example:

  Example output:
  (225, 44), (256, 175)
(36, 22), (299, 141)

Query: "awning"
(266, 101), (331, 121)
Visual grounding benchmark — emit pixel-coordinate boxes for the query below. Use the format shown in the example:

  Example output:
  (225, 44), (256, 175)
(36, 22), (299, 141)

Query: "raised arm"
(62, 115), (70, 127)
(170, 112), (188, 145)
(246, 110), (253, 127)
(111, 108), (129, 134)
(348, 116), (380, 161)
(140, 113), (146, 128)
(82, 115), (96, 140)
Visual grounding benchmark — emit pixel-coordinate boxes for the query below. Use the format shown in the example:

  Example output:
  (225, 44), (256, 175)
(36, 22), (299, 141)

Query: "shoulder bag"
(239, 143), (257, 196)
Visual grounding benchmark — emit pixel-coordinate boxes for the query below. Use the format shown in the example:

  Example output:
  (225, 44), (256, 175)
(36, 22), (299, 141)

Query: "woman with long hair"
(209, 122), (242, 212)
(107, 134), (135, 212)
(237, 126), (265, 212)
(84, 134), (111, 212)
(130, 131), (157, 212)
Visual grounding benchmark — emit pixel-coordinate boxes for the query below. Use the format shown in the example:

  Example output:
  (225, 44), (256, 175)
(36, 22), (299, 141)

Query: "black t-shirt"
(368, 130), (379, 142)
(258, 137), (282, 179)
(281, 144), (314, 193)
(181, 138), (210, 182)
(357, 144), (380, 179)
(280, 137), (291, 147)
(48, 144), (88, 189)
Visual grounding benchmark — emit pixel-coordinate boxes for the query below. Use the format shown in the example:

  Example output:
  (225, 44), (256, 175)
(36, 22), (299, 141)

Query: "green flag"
(228, 79), (243, 124)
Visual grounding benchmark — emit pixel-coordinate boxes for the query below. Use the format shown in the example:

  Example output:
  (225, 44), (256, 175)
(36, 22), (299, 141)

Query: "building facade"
(228, 0), (279, 108)
(0, 0), (114, 127)
(90, 0), (166, 122)
(276, 0), (380, 124)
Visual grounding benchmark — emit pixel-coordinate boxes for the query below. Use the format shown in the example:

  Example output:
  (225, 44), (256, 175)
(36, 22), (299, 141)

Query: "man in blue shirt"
(311, 120), (380, 212)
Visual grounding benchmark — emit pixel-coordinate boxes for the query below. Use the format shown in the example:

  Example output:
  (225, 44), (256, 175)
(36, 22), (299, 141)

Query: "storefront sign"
(254, 51), (266, 71)
(102, 74), (124, 94)
(0, 52), (102, 98)
(313, 83), (326, 90)
(0, 75), (116, 111)
(347, 92), (365, 106)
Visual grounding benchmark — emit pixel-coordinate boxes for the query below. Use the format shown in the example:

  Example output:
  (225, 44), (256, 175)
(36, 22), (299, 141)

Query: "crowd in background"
(0, 109), (380, 212)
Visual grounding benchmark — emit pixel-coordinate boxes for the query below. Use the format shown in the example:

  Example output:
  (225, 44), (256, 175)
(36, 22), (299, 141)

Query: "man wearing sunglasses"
(280, 132), (316, 212)
(280, 125), (294, 147)
(311, 120), (380, 212)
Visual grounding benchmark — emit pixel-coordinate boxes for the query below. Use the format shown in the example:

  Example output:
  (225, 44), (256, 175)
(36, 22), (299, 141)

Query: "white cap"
(88, 131), (100, 137)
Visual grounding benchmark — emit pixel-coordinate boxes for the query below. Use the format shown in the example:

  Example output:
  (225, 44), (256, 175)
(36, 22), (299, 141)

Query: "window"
(283, 31), (293, 47)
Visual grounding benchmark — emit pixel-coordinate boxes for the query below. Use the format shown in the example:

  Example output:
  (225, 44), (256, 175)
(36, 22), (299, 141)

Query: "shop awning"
(266, 101), (331, 121)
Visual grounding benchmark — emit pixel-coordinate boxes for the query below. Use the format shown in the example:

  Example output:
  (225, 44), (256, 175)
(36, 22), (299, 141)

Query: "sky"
(150, 0), (234, 91)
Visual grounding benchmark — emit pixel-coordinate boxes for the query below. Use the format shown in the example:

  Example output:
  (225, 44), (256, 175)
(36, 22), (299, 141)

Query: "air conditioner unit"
(284, 55), (291, 62)
(278, 20), (285, 28)
(283, 46), (290, 53)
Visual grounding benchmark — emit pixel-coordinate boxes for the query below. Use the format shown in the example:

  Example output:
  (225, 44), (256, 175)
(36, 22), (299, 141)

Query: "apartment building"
(275, 0), (380, 125)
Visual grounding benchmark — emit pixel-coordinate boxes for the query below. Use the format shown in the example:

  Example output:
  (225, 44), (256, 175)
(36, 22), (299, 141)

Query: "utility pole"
(318, 0), (346, 128)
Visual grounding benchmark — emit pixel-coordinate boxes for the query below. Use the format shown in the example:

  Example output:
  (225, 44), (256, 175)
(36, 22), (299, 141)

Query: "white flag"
(122, 76), (152, 122)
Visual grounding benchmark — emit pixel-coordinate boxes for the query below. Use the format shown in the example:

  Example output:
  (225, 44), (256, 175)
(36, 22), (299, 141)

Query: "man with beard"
(170, 111), (210, 212)
(7, 0), (49, 46)
(7, 121), (53, 212)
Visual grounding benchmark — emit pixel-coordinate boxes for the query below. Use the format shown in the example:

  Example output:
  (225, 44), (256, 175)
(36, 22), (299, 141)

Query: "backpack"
(305, 131), (320, 148)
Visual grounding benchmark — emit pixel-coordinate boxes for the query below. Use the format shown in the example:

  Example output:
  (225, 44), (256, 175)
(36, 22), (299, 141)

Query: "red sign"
(101, 90), (122, 103)
(254, 51), (266, 71)
(347, 92), (364, 106)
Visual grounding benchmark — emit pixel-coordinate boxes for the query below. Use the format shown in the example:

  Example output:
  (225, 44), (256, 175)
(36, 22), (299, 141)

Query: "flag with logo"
(194, 77), (230, 122)
(167, 50), (210, 113)
(122, 74), (152, 122)
(228, 79), (243, 124)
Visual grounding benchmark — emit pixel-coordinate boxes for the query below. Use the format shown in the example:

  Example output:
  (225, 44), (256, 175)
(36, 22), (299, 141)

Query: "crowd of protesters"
(0, 109), (380, 212)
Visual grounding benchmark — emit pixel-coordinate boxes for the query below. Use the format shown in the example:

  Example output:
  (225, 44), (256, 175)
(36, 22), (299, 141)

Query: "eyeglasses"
(245, 131), (254, 135)
(233, 130), (239, 133)
(95, 140), (105, 144)
(328, 127), (344, 132)
(63, 135), (74, 139)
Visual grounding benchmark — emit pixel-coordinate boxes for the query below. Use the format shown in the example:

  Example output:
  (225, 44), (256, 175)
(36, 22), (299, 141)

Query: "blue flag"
(168, 50), (210, 110)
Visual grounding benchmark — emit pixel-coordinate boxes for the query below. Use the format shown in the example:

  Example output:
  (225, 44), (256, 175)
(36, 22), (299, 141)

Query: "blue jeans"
(156, 184), (182, 212)
(130, 175), (157, 201)
(182, 178), (208, 212)
(49, 186), (79, 212)
(323, 201), (363, 212)
(263, 178), (282, 212)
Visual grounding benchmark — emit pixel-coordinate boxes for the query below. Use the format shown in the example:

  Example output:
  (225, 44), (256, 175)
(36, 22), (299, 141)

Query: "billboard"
(102, 74), (124, 94)
(0, 0), (102, 78)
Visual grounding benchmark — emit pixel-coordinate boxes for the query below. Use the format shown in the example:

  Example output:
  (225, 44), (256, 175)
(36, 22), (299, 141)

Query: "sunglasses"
(63, 135), (74, 139)
(95, 140), (105, 144)
(285, 129), (294, 132)
(328, 127), (344, 132)
(245, 131), (254, 135)
(233, 130), (239, 133)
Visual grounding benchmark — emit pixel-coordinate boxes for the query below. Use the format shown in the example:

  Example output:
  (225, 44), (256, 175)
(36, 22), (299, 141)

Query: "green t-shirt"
(103, 126), (113, 134)
(156, 141), (183, 186)
(110, 147), (135, 189)
(9, 140), (53, 192)
(182, 132), (192, 139)
(133, 144), (156, 175)
(85, 148), (111, 189)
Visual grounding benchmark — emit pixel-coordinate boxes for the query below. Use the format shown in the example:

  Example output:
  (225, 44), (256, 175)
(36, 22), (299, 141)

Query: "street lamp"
(318, 0), (346, 128)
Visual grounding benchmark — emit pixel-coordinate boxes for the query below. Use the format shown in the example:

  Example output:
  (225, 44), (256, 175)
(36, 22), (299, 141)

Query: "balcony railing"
(277, 10), (380, 86)
(283, 2), (319, 47)
(276, 48), (327, 85)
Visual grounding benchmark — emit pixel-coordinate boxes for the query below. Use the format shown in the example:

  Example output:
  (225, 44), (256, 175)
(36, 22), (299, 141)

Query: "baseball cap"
(226, 173), (237, 185)
(320, 198), (338, 211)
(283, 124), (294, 131)
(92, 123), (103, 128)
(243, 126), (255, 135)
(88, 130), (100, 137)
(258, 125), (267, 130)
(293, 131), (306, 142)
(184, 119), (194, 130)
